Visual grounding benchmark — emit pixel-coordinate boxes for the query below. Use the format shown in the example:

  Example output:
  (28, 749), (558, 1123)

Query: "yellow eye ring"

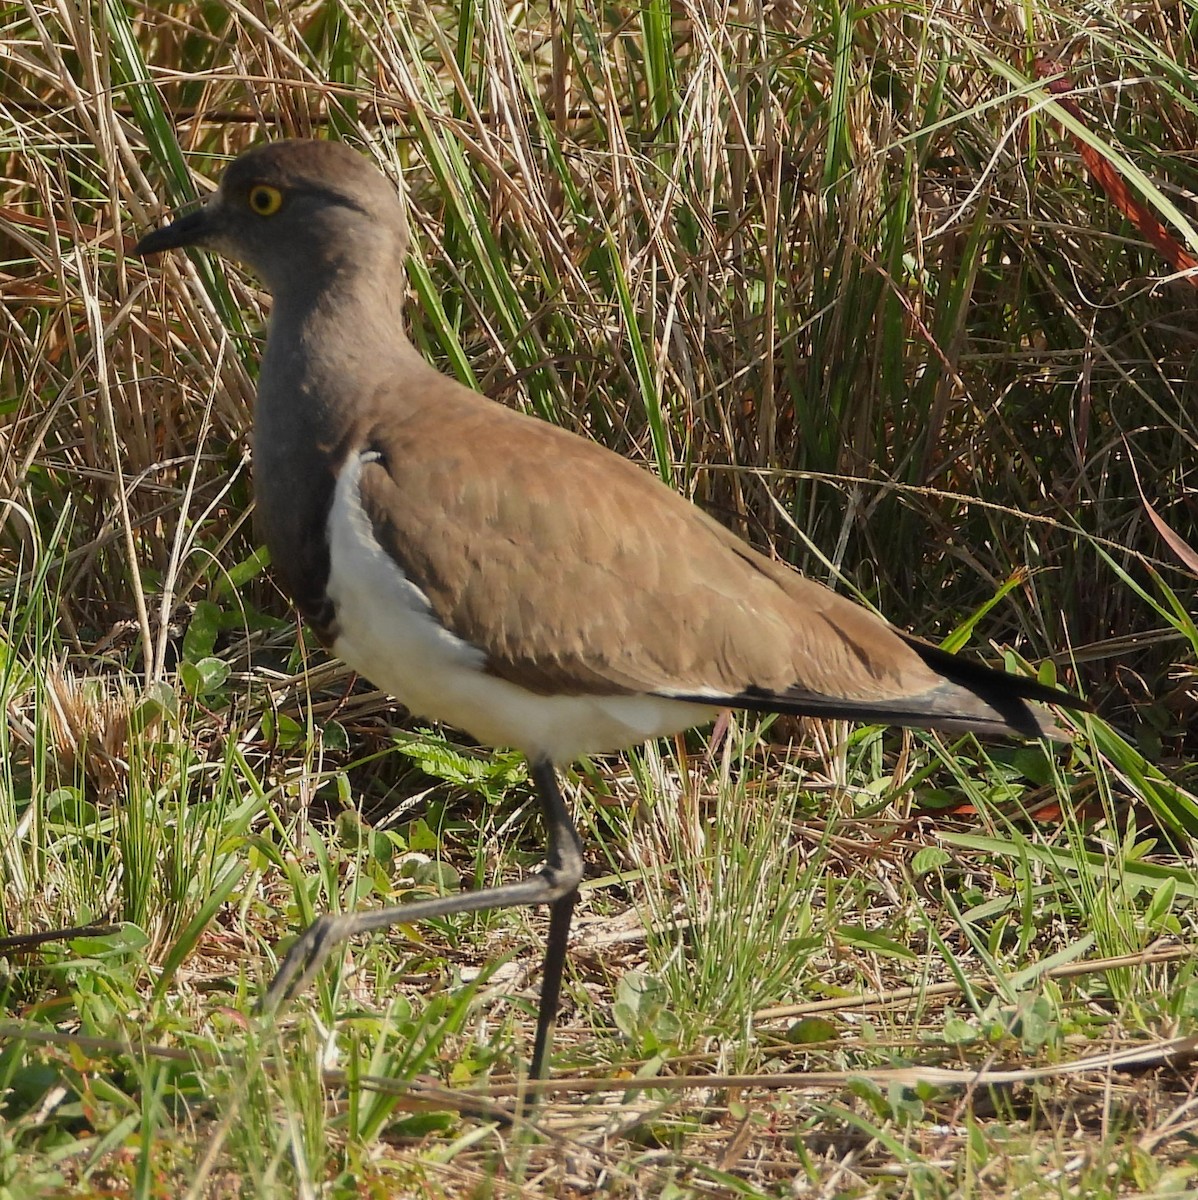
(247, 184), (283, 216)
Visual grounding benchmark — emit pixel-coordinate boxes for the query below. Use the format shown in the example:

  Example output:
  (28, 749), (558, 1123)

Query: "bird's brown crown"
(219, 139), (403, 218)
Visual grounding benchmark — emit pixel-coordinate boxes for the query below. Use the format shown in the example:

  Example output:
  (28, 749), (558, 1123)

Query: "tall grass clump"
(0, 0), (1196, 1194)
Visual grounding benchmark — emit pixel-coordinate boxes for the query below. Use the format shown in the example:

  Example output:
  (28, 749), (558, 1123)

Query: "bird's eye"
(247, 185), (284, 216)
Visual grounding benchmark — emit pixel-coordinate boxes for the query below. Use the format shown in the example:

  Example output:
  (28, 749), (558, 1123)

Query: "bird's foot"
(257, 912), (359, 1016)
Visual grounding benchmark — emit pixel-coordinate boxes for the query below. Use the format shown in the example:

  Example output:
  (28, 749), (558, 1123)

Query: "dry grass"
(2, 0), (1198, 1195)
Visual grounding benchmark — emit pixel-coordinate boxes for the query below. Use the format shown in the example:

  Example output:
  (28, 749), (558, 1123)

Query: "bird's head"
(136, 140), (410, 295)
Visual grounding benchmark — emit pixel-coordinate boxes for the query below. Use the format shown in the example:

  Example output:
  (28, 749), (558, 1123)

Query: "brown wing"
(349, 378), (1080, 739)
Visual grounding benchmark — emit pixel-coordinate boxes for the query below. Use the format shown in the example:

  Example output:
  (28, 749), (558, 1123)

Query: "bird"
(135, 138), (1089, 1083)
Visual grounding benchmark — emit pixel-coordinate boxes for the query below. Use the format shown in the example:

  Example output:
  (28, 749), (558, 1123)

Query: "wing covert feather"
(353, 393), (943, 704)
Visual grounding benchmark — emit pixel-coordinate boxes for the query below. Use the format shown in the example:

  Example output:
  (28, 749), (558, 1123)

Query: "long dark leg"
(260, 757), (584, 1079)
(527, 760), (583, 1081)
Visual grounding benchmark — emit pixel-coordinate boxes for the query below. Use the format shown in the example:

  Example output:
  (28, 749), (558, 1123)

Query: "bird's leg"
(259, 757), (584, 1081)
(527, 759), (584, 1082)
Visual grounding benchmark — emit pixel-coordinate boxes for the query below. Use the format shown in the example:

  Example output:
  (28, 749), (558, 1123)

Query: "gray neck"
(256, 267), (412, 458)
(249, 262), (417, 618)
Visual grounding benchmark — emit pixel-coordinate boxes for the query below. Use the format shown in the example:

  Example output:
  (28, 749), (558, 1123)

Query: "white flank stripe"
(325, 451), (717, 762)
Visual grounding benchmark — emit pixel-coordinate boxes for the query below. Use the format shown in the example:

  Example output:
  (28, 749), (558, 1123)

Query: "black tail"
(673, 637), (1090, 740)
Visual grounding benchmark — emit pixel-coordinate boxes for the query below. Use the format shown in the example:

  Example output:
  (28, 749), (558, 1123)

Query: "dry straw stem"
(484, 1033), (1198, 1099)
(753, 939), (1194, 1020)
(3, 0), (1198, 1194)
(1, 1021), (1192, 1108)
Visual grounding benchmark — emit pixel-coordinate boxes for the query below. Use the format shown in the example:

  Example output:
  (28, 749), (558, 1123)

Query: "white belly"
(325, 454), (716, 763)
